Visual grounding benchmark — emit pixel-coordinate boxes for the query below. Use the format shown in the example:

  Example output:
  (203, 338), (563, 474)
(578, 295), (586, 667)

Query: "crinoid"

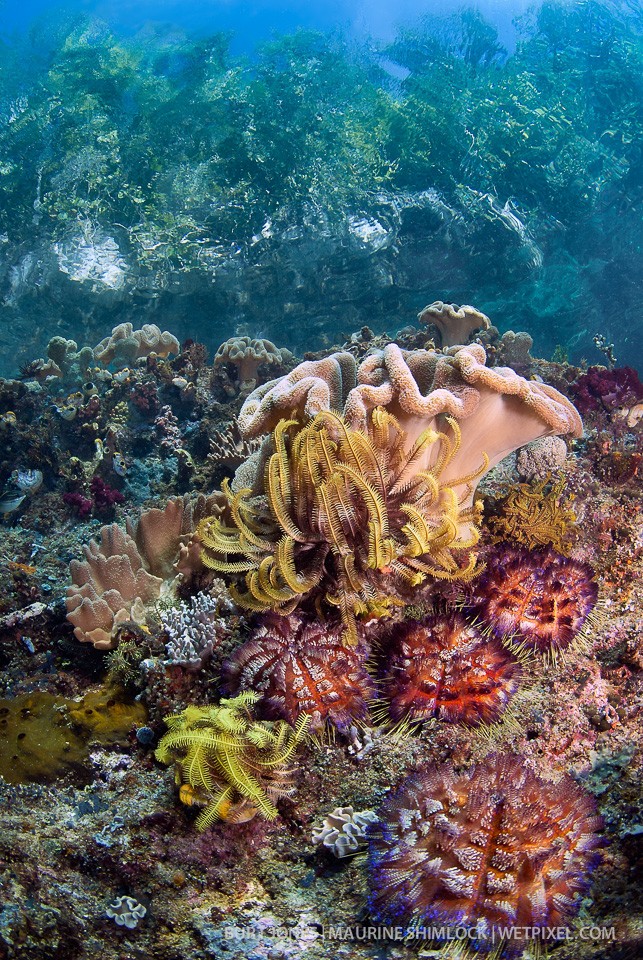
(154, 692), (309, 828)
(197, 408), (486, 643)
(222, 612), (376, 732)
(378, 612), (521, 728)
(487, 474), (577, 554)
(473, 545), (599, 656)
(367, 754), (605, 955)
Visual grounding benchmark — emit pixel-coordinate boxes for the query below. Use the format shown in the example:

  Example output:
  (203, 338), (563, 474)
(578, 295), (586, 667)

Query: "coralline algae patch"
(0, 687), (146, 784)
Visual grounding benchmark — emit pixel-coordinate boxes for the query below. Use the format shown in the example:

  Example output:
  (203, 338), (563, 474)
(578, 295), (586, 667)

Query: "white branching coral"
(161, 583), (236, 670)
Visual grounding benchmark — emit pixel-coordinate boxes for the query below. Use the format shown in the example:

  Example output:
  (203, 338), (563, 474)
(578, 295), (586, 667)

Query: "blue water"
(0, 0), (641, 372)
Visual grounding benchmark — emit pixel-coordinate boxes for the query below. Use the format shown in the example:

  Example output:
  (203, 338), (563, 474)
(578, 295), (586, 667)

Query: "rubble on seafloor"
(0, 315), (641, 960)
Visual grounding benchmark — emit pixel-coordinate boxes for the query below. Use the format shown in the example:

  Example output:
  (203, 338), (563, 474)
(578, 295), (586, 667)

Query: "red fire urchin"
(221, 612), (376, 732)
(367, 754), (605, 954)
(379, 612), (521, 726)
(473, 545), (598, 654)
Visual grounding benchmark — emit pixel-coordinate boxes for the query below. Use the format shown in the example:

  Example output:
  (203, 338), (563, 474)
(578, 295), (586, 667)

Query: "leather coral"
(200, 341), (582, 642)
(66, 494), (222, 649)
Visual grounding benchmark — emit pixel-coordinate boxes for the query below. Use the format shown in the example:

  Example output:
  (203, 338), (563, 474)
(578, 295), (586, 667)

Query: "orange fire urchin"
(367, 754), (605, 955)
(222, 612), (376, 732)
(378, 612), (521, 727)
(473, 545), (599, 654)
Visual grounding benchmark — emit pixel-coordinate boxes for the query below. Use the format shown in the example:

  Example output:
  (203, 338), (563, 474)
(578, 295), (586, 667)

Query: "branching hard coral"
(487, 474), (577, 554)
(222, 612), (376, 732)
(367, 754), (605, 954)
(155, 692), (309, 828)
(161, 585), (236, 671)
(198, 408), (486, 643)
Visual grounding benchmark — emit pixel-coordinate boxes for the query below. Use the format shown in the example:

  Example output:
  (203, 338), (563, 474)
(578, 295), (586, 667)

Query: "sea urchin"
(222, 612), (376, 732)
(367, 754), (604, 953)
(474, 545), (598, 654)
(379, 612), (521, 726)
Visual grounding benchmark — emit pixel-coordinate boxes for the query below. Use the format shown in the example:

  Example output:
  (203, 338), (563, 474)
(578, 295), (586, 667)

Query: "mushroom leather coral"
(238, 343), (582, 529)
(66, 522), (163, 650)
(198, 408), (485, 643)
(67, 494), (224, 648)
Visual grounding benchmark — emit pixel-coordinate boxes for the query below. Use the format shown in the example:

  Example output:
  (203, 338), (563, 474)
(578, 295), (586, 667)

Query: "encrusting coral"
(155, 692), (309, 828)
(367, 754), (605, 954)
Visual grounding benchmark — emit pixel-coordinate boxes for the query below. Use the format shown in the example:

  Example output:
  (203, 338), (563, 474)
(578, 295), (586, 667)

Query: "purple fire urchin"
(472, 545), (599, 654)
(367, 754), (605, 955)
(222, 611), (376, 732)
(378, 611), (521, 727)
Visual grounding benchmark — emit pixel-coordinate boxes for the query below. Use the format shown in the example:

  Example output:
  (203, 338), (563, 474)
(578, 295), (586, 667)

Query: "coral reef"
(155, 692), (309, 828)
(367, 754), (605, 952)
(473, 545), (599, 654)
(378, 611), (521, 726)
(222, 612), (376, 732)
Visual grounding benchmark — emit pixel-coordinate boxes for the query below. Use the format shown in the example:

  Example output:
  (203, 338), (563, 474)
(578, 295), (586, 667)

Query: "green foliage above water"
(0, 2), (641, 369)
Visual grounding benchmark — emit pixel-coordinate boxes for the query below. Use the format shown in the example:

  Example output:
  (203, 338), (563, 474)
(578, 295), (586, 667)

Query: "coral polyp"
(222, 612), (376, 732)
(198, 408), (485, 643)
(379, 612), (521, 726)
(474, 545), (599, 654)
(367, 754), (605, 953)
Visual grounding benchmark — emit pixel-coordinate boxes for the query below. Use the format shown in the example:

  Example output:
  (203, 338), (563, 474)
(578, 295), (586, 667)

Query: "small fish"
(0, 491), (26, 514)
(112, 453), (128, 477)
(1, 411), (17, 426)
(113, 368), (131, 384)
(14, 469), (43, 493)
(67, 391), (85, 407)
